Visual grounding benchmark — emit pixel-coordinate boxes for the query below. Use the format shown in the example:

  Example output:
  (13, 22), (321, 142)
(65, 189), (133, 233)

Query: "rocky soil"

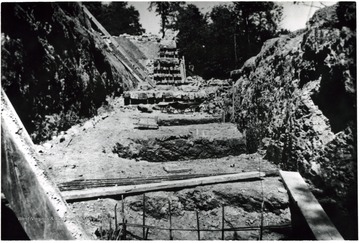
(231, 2), (356, 239)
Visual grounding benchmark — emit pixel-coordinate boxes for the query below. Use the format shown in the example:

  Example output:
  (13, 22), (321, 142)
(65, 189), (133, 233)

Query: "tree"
(148, 2), (185, 38)
(174, 4), (209, 77)
(206, 4), (238, 78)
(233, 2), (283, 61)
(85, 2), (145, 36)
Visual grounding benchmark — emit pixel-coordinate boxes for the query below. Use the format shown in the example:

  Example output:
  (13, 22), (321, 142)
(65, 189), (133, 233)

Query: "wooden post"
(259, 201), (264, 240)
(196, 211), (201, 240)
(114, 204), (118, 232)
(109, 214), (112, 230)
(169, 199), (173, 240)
(232, 82), (235, 122)
(145, 228), (150, 240)
(121, 195), (126, 240)
(143, 194), (146, 239)
(221, 206), (225, 240)
(108, 215), (112, 240)
(123, 220), (127, 240)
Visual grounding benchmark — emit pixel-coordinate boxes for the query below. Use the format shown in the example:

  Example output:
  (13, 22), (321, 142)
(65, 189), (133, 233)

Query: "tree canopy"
(148, 2), (185, 38)
(85, 2), (145, 36)
(87, 1), (285, 79)
(172, 2), (284, 79)
(175, 4), (209, 77)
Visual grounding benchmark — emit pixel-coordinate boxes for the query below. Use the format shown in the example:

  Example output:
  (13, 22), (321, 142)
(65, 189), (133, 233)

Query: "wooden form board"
(279, 170), (343, 240)
(1, 89), (91, 240)
(62, 171), (265, 201)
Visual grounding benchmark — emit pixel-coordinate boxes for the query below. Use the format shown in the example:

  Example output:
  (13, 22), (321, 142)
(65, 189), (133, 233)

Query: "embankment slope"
(1, 3), (139, 143)
(232, 2), (356, 239)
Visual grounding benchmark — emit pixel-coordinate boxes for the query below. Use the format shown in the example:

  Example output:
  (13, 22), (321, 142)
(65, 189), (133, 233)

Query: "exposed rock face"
(1, 3), (138, 143)
(232, 3), (356, 238)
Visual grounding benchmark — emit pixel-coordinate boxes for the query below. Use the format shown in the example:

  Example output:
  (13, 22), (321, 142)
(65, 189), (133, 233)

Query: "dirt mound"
(232, 2), (356, 239)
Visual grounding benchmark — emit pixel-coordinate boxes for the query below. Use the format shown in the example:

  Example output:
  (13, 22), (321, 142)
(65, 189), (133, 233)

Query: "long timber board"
(1, 89), (91, 240)
(62, 171), (265, 201)
(279, 170), (343, 240)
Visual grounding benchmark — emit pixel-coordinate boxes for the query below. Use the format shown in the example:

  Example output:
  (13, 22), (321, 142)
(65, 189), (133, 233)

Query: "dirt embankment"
(1, 3), (137, 143)
(232, 3), (356, 239)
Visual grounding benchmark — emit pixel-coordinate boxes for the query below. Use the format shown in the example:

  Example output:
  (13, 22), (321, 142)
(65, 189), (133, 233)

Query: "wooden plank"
(58, 170), (278, 191)
(279, 170), (343, 240)
(1, 89), (91, 240)
(62, 171), (265, 201)
(57, 172), (238, 191)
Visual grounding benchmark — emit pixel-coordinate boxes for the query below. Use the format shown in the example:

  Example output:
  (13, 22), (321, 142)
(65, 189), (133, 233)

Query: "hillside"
(231, 2), (356, 239)
(1, 3), (139, 143)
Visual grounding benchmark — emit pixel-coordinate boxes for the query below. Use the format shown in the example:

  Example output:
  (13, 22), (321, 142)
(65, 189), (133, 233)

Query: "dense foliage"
(84, 2), (145, 36)
(157, 2), (284, 79)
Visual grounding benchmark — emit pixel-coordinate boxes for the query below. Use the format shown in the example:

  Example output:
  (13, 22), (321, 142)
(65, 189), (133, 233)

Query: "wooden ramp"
(1, 89), (91, 240)
(61, 171), (265, 201)
(279, 170), (343, 240)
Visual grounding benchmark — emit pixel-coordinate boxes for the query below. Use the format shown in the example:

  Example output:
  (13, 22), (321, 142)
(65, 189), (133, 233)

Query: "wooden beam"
(279, 170), (343, 240)
(1, 89), (91, 240)
(62, 171), (265, 201)
(58, 171), (276, 191)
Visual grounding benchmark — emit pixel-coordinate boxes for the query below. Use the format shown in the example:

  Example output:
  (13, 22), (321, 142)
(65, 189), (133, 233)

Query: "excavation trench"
(68, 118), (291, 240)
(37, 105), (292, 240)
(69, 177), (292, 240)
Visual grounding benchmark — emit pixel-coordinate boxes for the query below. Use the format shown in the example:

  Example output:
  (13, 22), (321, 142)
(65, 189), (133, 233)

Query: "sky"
(129, 1), (337, 35)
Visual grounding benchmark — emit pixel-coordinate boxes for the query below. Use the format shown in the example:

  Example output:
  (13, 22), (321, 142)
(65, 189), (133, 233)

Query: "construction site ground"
(37, 96), (291, 240)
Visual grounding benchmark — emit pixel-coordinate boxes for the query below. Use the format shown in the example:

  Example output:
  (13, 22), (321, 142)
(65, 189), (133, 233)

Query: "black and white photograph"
(1, 1), (357, 240)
